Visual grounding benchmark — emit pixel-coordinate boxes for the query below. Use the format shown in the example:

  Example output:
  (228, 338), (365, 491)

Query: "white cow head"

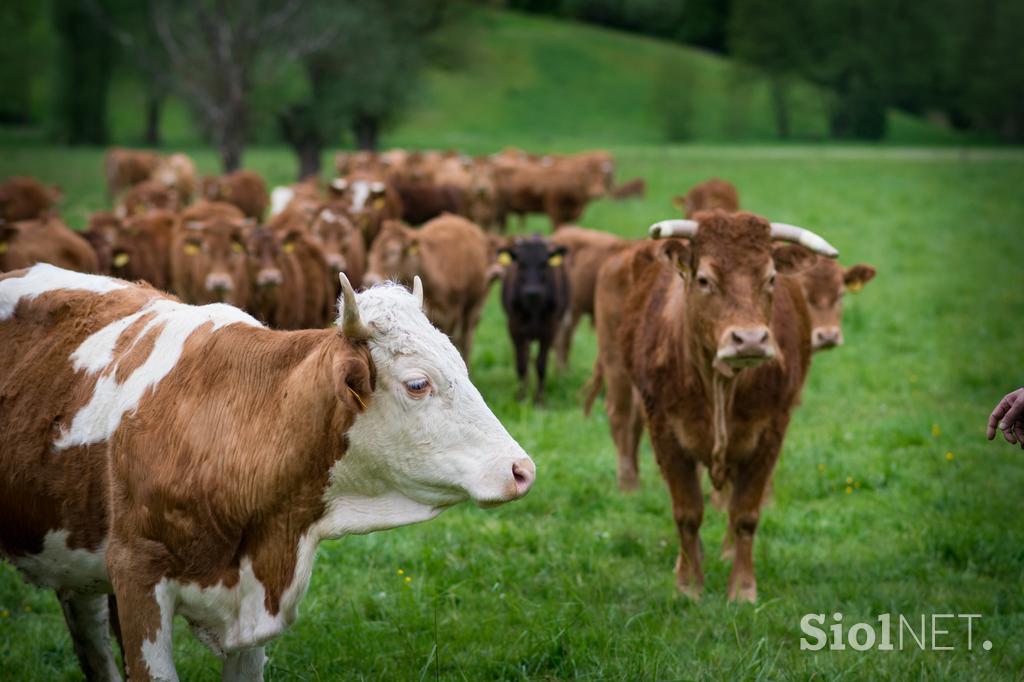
(320, 276), (535, 537)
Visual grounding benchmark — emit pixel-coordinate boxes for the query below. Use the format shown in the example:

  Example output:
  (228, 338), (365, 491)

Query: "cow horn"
(338, 273), (372, 341)
(648, 219), (698, 239)
(412, 275), (424, 309)
(769, 223), (839, 258)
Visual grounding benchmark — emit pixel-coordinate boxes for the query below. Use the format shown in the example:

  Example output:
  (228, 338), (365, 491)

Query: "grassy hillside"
(1, 146), (1023, 679)
(5, 7), (962, 149)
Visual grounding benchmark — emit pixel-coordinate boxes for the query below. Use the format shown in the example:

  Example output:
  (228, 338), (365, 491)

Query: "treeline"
(505, 0), (1024, 142)
(2, 0), (459, 173)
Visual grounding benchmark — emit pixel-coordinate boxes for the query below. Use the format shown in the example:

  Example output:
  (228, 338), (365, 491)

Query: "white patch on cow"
(10, 530), (109, 593)
(56, 298), (262, 450)
(350, 180), (371, 211)
(142, 579), (178, 682)
(58, 591), (122, 682)
(173, 533), (319, 654)
(318, 283), (533, 540)
(0, 263), (127, 321)
(269, 186), (294, 216)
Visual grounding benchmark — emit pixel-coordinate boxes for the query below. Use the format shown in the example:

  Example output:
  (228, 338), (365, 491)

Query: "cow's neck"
(684, 314), (739, 491)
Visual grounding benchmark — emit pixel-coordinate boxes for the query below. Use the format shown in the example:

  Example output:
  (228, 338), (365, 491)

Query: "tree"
(52, 0), (115, 144)
(148, 0), (338, 171)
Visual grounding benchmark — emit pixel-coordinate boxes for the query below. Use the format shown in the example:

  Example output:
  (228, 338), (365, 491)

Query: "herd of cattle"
(0, 147), (876, 680)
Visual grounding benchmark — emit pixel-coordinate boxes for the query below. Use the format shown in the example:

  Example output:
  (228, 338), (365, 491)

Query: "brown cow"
(328, 174), (402, 244)
(202, 170), (270, 220)
(170, 201), (253, 309)
(0, 176), (62, 223)
(0, 265), (534, 680)
(310, 206), (366, 290)
(610, 177), (646, 200)
(549, 226), (633, 371)
(496, 163), (590, 230)
(1, 216), (98, 273)
(107, 210), (176, 291)
(116, 179), (181, 218)
(606, 211), (838, 602)
(247, 224), (334, 329)
(151, 153), (197, 205)
(84, 211), (124, 274)
(104, 148), (161, 199)
(672, 178), (740, 218)
(799, 259), (877, 350)
(364, 214), (490, 359)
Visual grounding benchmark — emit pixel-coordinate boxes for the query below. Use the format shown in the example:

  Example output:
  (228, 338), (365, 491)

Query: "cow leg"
(222, 647), (266, 682)
(57, 590), (123, 681)
(108, 544), (178, 682)
(553, 310), (579, 372)
(514, 338), (530, 401)
(725, 436), (781, 603)
(604, 364), (643, 490)
(654, 444), (704, 599)
(460, 297), (486, 364)
(533, 335), (552, 405)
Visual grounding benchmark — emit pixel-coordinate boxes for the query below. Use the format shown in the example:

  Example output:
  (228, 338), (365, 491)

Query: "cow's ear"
(671, 195), (686, 212)
(772, 243), (816, 275)
(334, 347), (375, 415)
(658, 238), (691, 279)
(49, 185), (63, 204)
(406, 238), (419, 256)
(843, 263), (876, 292)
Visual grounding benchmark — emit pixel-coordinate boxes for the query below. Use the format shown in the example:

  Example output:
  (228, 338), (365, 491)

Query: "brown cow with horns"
(612, 210), (838, 602)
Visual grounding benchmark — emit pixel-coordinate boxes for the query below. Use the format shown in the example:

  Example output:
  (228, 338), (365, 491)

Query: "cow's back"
(418, 214), (489, 302)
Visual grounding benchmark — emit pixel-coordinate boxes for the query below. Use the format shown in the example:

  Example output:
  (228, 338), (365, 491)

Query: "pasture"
(1, 144), (1023, 680)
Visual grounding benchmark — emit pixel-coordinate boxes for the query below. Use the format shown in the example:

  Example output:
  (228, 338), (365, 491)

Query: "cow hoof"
(676, 581), (702, 601)
(727, 583), (757, 604)
(617, 474), (639, 492)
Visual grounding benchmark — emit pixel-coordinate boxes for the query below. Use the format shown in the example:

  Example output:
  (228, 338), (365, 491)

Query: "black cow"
(499, 235), (570, 404)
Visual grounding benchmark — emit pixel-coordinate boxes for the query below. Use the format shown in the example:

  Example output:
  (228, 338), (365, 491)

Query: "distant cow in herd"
(499, 235), (570, 403)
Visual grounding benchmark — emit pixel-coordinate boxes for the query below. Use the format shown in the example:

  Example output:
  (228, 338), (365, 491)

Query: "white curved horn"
(412, 275), (424, 309)
(338, 273), (372, 341)
(769, 223), (839, 258)
(649, 219), (698, 239)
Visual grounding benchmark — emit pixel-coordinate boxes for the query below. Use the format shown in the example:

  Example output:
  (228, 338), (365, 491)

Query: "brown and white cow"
(310, 206), (366, 290)
(364, 214), (490, 360)
(170, 201), (253, 309)
(151, 153), (197, 205)
(0, 265), (535, 681)
(0, 176), (62, 223)
(1, 216), (98, 273)
(604, 211), (838, 602)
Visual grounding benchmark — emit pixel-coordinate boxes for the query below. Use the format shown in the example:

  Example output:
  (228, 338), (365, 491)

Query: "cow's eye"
(403, 376), (431, 399)
(766, 273), (776, 289)
(696, 274), (713, 291)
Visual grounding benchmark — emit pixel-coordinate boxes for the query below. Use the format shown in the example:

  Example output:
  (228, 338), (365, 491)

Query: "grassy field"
(1, 144), (1024, 680)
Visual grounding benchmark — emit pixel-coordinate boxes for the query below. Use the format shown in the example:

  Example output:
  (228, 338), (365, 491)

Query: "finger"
(1016, 422), (1024, 449)
(988, 394), (1014, 439)
(1004, 425), (1019, 444)
(1001, 392), (1024, 431)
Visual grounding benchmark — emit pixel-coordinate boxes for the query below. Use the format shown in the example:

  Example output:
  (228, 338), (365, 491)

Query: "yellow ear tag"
(283, 242), (295, 254)
(231, 242), (244, 254)
(847, 281), (863, 293)
(0, 242), (7, 255)
(372, 197), (386, 209)
(184, 243), (200, 256)
(548, 254), (563, 267)
(497, 252), (512, 266)
(407, 244), (419, 256)
(113, 253), (130, 267)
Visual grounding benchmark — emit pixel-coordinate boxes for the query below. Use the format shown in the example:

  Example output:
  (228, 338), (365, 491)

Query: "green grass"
(2, 144), (1024, 680)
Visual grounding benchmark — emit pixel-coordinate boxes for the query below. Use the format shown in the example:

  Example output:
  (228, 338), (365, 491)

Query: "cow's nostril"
(758, 329), (769, 343)
(731, 330), (745, 345)
(511, 458), (535, 496)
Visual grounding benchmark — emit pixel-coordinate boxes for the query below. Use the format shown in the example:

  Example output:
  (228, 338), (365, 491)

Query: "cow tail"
(581, 358), (604, 417)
